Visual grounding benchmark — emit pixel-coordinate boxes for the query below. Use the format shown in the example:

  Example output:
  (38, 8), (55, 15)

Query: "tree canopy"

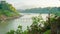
(0, 1), (19, 22)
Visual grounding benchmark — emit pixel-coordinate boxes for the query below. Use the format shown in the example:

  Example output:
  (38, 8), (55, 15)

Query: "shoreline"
(0, 15), (23, 23)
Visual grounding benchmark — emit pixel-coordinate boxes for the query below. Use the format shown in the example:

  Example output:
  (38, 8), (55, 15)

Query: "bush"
(43, 30), (51, 34)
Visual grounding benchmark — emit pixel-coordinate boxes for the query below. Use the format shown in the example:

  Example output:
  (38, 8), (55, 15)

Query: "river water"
(0, 13), (48, 34)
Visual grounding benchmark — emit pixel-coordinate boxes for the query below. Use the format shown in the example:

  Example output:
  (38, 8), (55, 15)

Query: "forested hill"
(19, 7), (60, 14)
(0, 1), (19, 21)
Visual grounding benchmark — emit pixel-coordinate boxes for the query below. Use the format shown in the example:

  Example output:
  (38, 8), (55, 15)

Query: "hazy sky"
(1, 0), (60, 9)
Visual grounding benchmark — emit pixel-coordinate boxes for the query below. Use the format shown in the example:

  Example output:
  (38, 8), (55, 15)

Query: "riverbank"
(0, 14), (23, 23)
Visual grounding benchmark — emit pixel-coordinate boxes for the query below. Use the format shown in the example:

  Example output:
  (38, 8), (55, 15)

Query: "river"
(0, 13), (48, 34)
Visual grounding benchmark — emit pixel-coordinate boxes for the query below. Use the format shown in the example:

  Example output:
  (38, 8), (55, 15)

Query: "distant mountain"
(18, 7), (60, 14)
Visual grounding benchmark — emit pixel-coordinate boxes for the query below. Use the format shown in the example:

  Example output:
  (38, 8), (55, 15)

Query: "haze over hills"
(6, 0), (60, 9)
(18, 7), (60, 14)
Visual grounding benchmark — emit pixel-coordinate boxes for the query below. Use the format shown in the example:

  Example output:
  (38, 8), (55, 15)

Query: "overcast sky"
(1, 0), (60, 9)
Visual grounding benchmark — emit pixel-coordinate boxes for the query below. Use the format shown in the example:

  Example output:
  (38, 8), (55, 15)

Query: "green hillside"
(0, 1), (19, 22)
(19, 7), (60, 14)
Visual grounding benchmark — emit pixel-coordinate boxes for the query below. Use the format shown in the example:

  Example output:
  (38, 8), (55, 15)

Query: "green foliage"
(26, 15), (46, 34)
(0, 1), (19, 17)
(22, 30), (28, 34)
(43, 30), (51, 34)
(6, 15), (46, 34)
(6, 25), (23, 34)
(6, 14), (58, 34)
(0, 1), (16, 12)
(6, 30), (15, 34)
(0, 1), (19, 22)
(15, 25), (22, 34)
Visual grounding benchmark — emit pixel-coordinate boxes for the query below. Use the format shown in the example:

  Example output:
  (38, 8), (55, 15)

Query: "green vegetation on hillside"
(0, 1), (19, 21)
(19, 7), (60, 14)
